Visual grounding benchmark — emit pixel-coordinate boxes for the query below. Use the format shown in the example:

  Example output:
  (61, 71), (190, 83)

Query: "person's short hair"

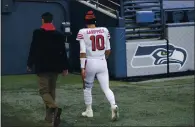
(41, 12), (53, 23)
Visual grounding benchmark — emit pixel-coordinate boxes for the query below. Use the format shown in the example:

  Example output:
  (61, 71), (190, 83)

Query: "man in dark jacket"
(27, 12), (68, 127)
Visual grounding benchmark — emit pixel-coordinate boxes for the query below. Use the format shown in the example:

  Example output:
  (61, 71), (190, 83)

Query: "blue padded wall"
(1, 0), (14, 13)
(108, 27), (127, 78)
(2, 1), (69, 75)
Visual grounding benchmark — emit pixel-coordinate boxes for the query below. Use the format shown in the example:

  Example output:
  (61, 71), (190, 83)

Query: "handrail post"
(165, 38), (170, 77)
(115, 10), (120, 26)
(120, 0), (124, 17)
(160, 0), (165, 39)
(96, 0), (99, 8)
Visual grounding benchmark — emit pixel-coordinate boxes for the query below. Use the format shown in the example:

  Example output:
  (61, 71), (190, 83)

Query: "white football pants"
(83, 58), (116, 107)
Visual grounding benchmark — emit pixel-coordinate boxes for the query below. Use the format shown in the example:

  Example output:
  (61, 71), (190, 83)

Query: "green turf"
(1, 74), (194, 127)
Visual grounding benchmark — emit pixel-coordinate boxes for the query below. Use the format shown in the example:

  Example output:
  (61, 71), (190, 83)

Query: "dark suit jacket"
(27, 28), (69, 74)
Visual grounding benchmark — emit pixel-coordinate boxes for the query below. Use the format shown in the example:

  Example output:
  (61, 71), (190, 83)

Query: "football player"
(76, 10), (119, 121)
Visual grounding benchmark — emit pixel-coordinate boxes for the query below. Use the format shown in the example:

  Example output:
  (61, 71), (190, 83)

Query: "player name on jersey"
(87, 29), (104, 34)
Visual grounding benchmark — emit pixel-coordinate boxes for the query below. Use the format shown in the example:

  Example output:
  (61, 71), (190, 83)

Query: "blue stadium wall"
(1, 0), (70, 75)
(2, 0), (194, 78)
(1, 0), (119, 75)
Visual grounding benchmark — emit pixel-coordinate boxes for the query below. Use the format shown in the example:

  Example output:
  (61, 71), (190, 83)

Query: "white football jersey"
(76, 27), (111, 59)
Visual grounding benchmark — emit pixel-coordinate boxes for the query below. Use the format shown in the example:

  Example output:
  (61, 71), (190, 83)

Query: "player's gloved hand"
(27, 66), (32, 72)
(62, 70), (68, 76)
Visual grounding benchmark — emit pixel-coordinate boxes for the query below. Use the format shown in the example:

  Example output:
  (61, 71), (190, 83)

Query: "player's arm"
(105, 40), (111, 59)
(76, 30), (87, 69)
(79, 40), (87, 89)
(76, 30), (87, 86)
(105, 29), (111, 59)
(79, 40), (87, 69)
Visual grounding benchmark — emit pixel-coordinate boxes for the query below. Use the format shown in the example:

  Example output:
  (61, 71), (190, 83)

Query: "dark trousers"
(37, 73), (58, 119)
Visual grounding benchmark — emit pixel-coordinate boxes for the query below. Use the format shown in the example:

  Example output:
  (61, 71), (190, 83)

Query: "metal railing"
(108, 0), (120, 7)
(83, 0), (121, 17)
(164, 8), (195, 23)
(123, 0), (164, 40)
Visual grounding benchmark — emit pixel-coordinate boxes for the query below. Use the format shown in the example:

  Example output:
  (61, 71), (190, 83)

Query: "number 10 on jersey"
(90, 35), (105, 51)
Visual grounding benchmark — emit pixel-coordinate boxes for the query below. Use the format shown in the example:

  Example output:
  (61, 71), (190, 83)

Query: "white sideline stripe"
(131, 75), (194, 84)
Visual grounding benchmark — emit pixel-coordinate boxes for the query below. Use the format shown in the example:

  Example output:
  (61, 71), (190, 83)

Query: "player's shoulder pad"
(102, 27), (109, 32)
(78, 28), (87, 33)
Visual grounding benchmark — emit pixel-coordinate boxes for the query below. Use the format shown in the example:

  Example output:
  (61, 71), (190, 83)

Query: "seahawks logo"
(131, 44), (187, 70)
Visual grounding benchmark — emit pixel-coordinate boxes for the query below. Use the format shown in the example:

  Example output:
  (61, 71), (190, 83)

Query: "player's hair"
(85, 10), (96, 25)
(41, 12), (53, 23)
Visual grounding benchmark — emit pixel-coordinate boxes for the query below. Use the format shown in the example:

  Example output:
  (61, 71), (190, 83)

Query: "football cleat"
(111, 105), (119, 121)
(45, 107), (52, 123)
(82, 109), (93, 117)
(52, 108), (62, 127)
(45, 116), (52, 123)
